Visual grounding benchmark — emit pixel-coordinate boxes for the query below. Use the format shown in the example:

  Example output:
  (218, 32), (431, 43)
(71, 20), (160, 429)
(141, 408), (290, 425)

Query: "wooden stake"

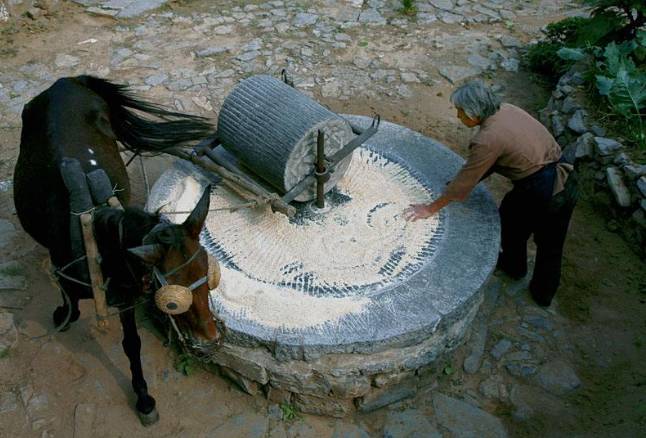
(80, 213), (109, 329)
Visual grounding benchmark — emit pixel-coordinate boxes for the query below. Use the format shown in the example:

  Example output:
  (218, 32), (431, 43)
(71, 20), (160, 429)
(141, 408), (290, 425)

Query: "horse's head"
(128, 187), (222, 346)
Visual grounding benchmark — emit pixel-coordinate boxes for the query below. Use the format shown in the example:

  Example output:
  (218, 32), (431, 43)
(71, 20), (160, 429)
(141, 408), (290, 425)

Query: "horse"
(13, 76), (221, 425)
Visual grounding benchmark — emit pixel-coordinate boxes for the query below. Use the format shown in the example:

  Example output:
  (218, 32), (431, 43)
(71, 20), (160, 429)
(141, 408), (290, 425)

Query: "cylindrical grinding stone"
(216, 75), (354, 202)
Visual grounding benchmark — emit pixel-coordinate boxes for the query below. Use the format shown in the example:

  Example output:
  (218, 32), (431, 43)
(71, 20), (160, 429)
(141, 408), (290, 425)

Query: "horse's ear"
(128, 244), (165, 265)
(183, 185), (211, 239)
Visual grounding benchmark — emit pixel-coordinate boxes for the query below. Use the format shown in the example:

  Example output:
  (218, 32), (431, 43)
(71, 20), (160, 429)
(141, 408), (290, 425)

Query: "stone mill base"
(204, 292), (482, 417)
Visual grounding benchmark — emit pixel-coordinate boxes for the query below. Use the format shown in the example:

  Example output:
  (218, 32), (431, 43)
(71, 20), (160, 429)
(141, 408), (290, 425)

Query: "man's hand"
(403, 203), (438, 221)
(403, 196), (452, 221)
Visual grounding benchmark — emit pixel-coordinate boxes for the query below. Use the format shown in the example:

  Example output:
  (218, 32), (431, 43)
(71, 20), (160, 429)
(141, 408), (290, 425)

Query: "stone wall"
(539, 68), (646, 256)
(203, 290), (483, 417)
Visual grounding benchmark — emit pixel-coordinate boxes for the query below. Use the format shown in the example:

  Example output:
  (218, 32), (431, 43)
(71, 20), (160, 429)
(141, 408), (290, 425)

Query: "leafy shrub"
(526, 42), (572, 80)
(593, 37), (646, 147)
(400, 0), (416, 16)
(583, 0), (645, 43)
(525, 17), (592, 82)
(528, 1), (645, 148)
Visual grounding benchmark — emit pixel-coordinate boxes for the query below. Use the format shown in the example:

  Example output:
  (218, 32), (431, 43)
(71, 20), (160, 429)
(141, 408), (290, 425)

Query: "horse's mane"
(75, 75), (214, 153)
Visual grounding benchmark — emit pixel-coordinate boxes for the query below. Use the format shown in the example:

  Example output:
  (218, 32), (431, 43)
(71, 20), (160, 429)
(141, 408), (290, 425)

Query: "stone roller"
(216, 75), (355, 202)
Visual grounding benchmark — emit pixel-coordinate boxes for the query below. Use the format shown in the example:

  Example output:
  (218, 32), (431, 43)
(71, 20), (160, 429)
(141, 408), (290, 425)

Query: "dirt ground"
(1, 1), (645, 437)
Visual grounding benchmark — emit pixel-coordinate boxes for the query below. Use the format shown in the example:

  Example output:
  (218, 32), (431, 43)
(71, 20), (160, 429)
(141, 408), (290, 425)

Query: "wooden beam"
(80, 213), (109, 329)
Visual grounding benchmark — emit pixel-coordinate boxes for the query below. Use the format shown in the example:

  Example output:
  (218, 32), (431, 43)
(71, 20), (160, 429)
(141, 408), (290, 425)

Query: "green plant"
(280, 403), (299, 421)
(442, 363), (454, 376)
(545, 16), (592, 44)
(525, 17), (593, 82)
(593, 38), (646, 148)
(526, 42), (572, 80)
(174, 352), (198, 376)
(400, 0), (416, 16)
(583, 0), (646, 43)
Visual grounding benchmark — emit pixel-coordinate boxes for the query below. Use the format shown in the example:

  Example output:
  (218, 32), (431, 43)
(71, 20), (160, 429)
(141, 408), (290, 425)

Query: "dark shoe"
(496, 256), (527, 280)
(529, 282), (553, 307)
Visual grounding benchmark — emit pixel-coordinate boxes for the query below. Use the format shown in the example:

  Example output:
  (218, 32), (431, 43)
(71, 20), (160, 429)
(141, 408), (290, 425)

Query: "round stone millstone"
(216, 75), (354, 202)
(147, 116), (500, 415)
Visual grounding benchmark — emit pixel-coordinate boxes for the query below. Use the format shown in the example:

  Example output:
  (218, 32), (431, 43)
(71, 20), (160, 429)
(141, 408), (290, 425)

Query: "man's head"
(450, 80), (501, 127)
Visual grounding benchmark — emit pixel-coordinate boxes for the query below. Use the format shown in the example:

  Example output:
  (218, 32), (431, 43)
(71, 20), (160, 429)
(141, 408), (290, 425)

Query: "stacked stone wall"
(538, 68), (646, 257)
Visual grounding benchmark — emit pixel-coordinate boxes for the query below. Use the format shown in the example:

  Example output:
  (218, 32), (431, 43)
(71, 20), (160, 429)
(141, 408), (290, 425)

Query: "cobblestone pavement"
(2, 1), (645, 437)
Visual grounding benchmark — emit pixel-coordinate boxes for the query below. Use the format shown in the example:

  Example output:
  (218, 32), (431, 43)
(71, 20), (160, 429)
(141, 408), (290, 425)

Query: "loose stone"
(574, 132), (595, 160)
(505, 362), (537, 378)
(144, 73), (167, 87)
(490, 338), (512, 360)
(55, 54), (80, 69)
(439, 66), (480, 84)
(560, 96), (579, 114)
(196, 47), (230, 58)
(74, 403), (96, 438)
(536, 360), (581, 395)
(500, 58), (519, 72)
(293, 12), (318, 27)
(606, 167), (632, 208)
(0, 311), (18, 356)
(433, 393), (508, 437)
(383, 409), (441, 438)
(463, 319), (488, 374)
(430, 0), (454, 10)
(358, 10), (386, 25)
(594, 137), (623, 156)
(331, 422), (370, 438)
(551, 114), (565, 138)
(500, 35), (521, 48)
(0, 391), (18, 413)
(637, 176), (646, 198)
(567, 109), (587, 134)
(623, 164), (646, 180)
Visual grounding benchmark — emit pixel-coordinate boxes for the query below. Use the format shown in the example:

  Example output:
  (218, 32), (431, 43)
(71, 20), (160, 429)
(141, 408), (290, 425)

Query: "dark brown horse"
(13, 76), (220, 425)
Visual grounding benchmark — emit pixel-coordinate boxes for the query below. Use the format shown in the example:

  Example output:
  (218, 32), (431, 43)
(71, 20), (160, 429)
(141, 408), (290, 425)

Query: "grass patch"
(174, 352), (200, 376)
(280, 402), (300, 421)
(399, 0), (417, 16)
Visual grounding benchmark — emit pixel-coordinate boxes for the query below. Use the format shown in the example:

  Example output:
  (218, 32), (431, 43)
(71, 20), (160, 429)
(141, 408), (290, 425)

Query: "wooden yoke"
(80, 213), (109, 328)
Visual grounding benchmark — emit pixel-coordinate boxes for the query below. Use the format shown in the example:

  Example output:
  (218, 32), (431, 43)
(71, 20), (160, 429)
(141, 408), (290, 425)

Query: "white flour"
(211, 269), (369, 329)
(203, 148), (441, 330)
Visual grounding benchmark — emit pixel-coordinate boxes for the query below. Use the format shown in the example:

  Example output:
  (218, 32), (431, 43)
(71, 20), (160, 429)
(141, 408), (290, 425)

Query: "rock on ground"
(536, 360), (581, 395)
(432, 393), (507, 438)
(383, 408), (441, 438)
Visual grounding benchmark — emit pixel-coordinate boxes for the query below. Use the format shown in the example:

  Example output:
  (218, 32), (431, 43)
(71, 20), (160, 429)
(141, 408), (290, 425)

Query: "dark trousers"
(497, 163), (578, 306)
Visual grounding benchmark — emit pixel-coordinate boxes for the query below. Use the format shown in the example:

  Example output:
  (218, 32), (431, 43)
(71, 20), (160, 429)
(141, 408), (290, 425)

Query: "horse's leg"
(119, 307), (159, 426)
(52, 285), (81, 330)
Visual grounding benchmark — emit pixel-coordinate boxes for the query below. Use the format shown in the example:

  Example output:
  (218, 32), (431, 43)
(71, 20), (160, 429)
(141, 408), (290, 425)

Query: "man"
(404, 80), (578, 307)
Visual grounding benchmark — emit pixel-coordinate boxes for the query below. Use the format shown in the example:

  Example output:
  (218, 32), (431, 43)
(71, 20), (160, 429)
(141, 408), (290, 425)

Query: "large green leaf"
(603, 42), (637, 75)
(637, 30), (646, 47)
(574, 11), (624, 46)
(557, 47), (586, 61)
(596, 75), (614, 96)
(608, 69), (646, 117)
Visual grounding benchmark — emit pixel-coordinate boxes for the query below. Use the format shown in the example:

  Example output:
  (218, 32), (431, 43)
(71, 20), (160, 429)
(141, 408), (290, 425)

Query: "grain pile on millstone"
(147, 108), (501, 416)
(216, 75), (354, 202)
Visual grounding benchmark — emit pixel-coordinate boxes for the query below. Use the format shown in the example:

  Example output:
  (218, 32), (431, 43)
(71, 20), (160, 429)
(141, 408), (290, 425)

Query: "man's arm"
(404, 142), (499, 221)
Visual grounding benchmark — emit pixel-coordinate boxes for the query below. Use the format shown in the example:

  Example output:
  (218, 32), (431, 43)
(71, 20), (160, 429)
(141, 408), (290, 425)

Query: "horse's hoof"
(137, 408), (159, 427)
(53, 306), (80, 331)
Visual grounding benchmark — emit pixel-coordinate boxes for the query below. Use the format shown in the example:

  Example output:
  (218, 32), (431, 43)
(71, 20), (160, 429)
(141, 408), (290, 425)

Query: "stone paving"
(0, 1), (599, 436)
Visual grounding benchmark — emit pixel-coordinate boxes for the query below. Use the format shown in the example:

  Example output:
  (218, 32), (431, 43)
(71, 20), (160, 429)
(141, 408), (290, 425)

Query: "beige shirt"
(444, 104), (573, 201)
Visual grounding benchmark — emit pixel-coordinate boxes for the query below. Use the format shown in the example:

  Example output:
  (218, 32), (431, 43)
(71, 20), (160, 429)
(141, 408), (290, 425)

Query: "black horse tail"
(76, 75), (214, 153)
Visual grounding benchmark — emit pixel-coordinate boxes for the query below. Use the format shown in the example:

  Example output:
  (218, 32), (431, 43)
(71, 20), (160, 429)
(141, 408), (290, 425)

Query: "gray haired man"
(404, 80), (578, 307)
